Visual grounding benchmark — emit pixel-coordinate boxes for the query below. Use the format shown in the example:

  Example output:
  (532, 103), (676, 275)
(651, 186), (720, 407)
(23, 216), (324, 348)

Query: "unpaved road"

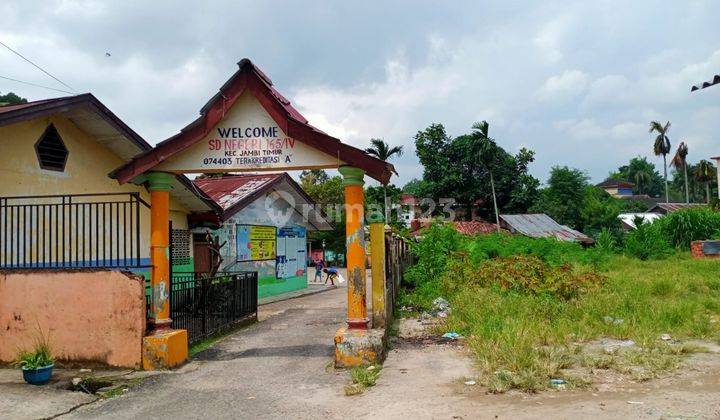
(62, 283), (720, 419)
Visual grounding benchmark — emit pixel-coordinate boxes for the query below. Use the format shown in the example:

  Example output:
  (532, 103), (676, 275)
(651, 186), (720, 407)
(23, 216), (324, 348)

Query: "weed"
(344, 365), (381, 396)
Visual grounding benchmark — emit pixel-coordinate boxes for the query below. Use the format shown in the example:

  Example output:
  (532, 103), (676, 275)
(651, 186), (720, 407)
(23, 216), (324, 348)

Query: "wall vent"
(34, 124), (68, 171)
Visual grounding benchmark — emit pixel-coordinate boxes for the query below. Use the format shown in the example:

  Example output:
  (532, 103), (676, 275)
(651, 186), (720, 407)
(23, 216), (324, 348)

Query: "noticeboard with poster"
(236, 225), (277, 261)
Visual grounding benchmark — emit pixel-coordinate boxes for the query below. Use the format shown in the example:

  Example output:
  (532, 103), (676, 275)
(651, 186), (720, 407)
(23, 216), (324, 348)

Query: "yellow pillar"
(148, 172), (173, 330)
(369, 213), (386, 328)
(142, 171), (188, 370)
(339, 166), (368, 330)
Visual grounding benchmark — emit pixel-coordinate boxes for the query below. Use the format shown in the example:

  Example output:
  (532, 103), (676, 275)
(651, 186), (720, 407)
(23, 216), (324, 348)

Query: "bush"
(658, 208), (720, 248)
(623, 221), (673, 260)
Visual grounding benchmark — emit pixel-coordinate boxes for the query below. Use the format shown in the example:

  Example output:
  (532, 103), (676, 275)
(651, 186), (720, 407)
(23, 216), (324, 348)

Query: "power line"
(0, 75), (75, 95)
(0, 39), (76, 92)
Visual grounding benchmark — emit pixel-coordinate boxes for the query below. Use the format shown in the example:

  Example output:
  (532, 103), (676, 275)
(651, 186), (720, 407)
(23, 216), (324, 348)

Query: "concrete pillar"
(338, 166), (368, 330)
(143, 171), (188, 370)
(368, 213), (386, 328)
(147, 171), (173, 331)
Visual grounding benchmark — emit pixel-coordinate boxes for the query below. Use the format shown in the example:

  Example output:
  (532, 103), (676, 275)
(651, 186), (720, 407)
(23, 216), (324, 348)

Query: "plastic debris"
(367, 365), (376, 371)
(72, 377), (82, 386)
(603, 316), (624, 325)
(550, 379), (566, 386)
(442, 332), (460, 340)
(627, 401), (644, 405)
(464, 380), (477, 386)
(660, 333), (672, 341)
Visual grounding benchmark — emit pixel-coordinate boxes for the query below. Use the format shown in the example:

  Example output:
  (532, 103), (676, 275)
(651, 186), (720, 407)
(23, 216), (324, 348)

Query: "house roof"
(112, 58), (395, 185)
(617, 212), (663, 229)
(596, 178), (634, 189)
(648, 202), (706, 214)
(453, 221), (504, 235)
(193, 173), (333, 231)
(499, 213), (594, 244)
(0, 94), (218, 213)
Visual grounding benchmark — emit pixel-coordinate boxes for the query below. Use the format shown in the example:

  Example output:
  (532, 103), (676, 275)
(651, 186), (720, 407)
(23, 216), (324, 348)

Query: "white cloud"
(537, 70), (589, 102)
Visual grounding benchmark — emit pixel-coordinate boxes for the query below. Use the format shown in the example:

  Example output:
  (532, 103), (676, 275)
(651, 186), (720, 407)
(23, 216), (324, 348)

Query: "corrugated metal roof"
(0, 98), (61, 113)
(618, 212), (663, 229)
(499, 213), (594, 243)
(453, 221), (504, 235)
(194, 173), (281, 210)
(648, 203), (706, 213)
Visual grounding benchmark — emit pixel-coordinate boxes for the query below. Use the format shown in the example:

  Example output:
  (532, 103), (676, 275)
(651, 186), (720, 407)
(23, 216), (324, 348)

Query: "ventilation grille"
(171, 229), (191, 265)
(34, 124), (68, 171)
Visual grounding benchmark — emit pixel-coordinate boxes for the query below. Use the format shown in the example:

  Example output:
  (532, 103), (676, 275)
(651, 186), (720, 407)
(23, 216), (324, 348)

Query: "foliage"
(413, 123), (539, 218)
(530, 166), (589, 229)
(299, 170), (345, 256)
(403, 224), (720, 392)
(694, 160), (717, 203)
(659, 207), (720, 248)
(0, 91), (27, 105)
(595, 228), (617, 252)
(650, 120), (672, 202)
(15, 334), (53, 370)
(610, 156), (664, 197)
(401, 178), (425, 196)
(623, 221), (673, 260)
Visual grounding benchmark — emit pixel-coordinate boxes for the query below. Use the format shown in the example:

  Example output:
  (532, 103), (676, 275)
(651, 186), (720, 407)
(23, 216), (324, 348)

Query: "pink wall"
(0, 270), (146, 368)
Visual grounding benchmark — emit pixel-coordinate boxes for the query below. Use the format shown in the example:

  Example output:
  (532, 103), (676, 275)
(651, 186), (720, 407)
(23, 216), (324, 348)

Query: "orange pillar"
(147, 171), (173, 331)
(339, 166), (368, 330)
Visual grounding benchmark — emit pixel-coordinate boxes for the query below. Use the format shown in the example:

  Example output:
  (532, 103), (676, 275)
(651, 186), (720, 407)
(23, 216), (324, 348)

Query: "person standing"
(314, 259), (325, 283)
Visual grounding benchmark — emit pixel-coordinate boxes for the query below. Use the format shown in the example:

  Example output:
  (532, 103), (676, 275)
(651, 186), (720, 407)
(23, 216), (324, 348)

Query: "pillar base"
(142, 329), (188, 370)
(334, 327), (386, 368)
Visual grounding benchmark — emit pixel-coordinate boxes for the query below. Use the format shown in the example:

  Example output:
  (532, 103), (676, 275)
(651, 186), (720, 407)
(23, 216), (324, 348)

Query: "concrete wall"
(0, 269), (146, 368)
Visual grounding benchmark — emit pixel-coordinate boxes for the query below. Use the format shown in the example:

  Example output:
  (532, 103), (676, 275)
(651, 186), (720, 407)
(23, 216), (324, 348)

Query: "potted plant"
(15, 336), (54, 385)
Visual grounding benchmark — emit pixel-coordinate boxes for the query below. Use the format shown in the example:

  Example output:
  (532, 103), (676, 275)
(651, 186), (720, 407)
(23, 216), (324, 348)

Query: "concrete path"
(65, 282), (356, 419)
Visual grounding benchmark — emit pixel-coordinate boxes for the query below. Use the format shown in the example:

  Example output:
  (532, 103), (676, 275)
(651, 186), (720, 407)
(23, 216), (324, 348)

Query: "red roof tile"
(453, 221), (503, 235)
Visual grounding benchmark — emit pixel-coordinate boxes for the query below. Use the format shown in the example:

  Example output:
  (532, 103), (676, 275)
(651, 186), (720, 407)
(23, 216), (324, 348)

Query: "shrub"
(658, 208), (720, 248)
(463, 255), (604, 300)
(623, 222), (673, 260)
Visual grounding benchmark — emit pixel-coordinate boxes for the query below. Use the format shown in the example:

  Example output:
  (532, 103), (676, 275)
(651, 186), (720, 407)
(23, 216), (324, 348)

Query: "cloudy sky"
(2, 1), (719, 187)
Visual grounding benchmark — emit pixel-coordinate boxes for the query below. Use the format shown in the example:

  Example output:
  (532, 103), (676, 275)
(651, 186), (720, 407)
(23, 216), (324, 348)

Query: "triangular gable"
(112, 58), (395, 184)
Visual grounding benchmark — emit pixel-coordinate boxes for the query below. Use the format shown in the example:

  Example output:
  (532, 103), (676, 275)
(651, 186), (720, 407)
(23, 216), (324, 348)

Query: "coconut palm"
(633, 169), (653, 195)
(365, 138), (404, 220)
(650, 120), (672, 203)
(670, 141), (689, 203)
(471, 121), (500, 232)
(694, 159), (715, 203)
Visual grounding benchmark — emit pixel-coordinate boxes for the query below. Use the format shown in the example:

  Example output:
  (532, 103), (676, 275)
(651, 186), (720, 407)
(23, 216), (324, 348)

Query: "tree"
(401, 178), (425, 196)
(365, 138), (404, 220)
(694, 159), (716, 203)
(610, 156), (664, 197)
(472, 121), (500, 232)
(299, 170), (345, 260)
(529, 166), (589, 229)
(0, 92), (27, 105)
(670, 141), (689, 203)
(649, 120), (672, 203)
(414, 123), (539, 220)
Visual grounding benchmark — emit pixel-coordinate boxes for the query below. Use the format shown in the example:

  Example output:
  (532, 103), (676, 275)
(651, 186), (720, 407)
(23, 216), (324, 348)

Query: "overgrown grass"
(402, 223), (720, 392)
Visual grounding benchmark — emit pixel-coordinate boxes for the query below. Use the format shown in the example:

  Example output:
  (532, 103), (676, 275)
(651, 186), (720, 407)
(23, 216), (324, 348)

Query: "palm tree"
(650, 120), (672, 203)
(694, 159), (715, 203)
(471, 121), (501, 232)
(670, 141), (689, 203)
(633, 169), (652, 195)
(365, 138), (404, 220)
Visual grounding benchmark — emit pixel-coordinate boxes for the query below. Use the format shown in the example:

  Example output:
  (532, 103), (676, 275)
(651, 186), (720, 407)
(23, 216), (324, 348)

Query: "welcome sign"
(157, 92), (343, 173)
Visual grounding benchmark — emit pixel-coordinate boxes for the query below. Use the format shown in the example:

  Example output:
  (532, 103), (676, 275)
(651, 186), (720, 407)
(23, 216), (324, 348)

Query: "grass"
(344, 365), (381, 396)
(415, 251), (720, 392)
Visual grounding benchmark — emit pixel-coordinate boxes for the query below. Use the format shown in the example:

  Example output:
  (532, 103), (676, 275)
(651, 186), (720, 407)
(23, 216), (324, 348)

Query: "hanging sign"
(156, 92), (343, 173)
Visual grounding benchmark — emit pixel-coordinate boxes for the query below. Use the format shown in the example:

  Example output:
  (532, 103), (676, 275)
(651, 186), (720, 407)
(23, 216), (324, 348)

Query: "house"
(499, 213), (594, 245)
(596, 178), (635, 197)
(647, 203), (706, 215)
(193, 173), (332, 297)
(0, 94), (218, 276)
(618, 212), (663, 230)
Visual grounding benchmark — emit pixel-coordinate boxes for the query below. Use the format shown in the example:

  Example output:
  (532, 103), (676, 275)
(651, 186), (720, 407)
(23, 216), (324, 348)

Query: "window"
(34, 124), (68, 171)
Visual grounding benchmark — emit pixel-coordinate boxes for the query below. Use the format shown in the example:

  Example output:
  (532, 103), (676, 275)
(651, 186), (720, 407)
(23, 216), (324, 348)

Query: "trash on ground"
(367, 365), (376, 371)
(603, 315), (624, 325)
(442, 332), (460, 340)
(550, 379), (566, 386)
(464, 380), (477, 386)
(660, 333), (672, 341)
(627, 401), (644, 405)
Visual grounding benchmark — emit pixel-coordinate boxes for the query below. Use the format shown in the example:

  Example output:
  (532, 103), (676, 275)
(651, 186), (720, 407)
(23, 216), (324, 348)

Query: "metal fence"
(0, 193), (149, 269)
(168, 271), (258, 344)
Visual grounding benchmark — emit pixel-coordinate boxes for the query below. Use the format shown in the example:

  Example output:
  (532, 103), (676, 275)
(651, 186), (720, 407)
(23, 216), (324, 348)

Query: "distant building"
(499, 213), (594, 245)
(647, 202), (706, 215)
(596, 179), (635, 197)
(618, 212), (663, 230)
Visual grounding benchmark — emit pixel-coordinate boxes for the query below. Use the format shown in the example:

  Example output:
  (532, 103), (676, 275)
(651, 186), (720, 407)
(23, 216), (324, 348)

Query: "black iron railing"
(166, 271), (258, 344)
(0, 193), (149, 269)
